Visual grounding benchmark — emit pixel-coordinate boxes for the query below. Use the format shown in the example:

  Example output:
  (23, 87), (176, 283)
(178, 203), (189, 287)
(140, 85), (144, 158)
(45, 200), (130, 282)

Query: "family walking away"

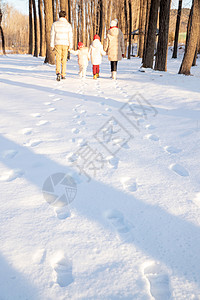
(50, 11), (125, 81)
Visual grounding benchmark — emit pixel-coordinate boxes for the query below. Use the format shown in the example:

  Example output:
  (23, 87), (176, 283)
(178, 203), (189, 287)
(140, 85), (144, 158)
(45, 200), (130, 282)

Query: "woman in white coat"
(104, 19), (125, 80)
(90, 35), (106, 79)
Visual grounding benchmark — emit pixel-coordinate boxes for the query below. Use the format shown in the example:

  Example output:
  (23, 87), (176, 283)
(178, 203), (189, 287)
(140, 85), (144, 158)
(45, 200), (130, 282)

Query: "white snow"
(0, 51), (200, 299)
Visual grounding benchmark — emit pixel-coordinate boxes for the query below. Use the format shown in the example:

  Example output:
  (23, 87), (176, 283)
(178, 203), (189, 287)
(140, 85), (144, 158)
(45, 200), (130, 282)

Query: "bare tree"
(0, 9), (6, 54)
(172, 0), (182, 58)
(154, 0), (171, 71)
(179, 0), (200, 75)
(32, 0), (38, 57)
(38, 0), (45, 57)
(29, 0), (33, 54)
(43, 0), (55, 64)
(127, 0), (132, 59)
(142, 0), (159, 68)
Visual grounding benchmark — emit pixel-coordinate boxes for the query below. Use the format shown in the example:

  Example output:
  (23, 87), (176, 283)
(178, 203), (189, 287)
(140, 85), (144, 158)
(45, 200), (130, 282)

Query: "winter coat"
(90, 39), (106, 65)
(50, 18), (73, 49)
(71, 47), (90, 67)
(104, 27), (125, 61)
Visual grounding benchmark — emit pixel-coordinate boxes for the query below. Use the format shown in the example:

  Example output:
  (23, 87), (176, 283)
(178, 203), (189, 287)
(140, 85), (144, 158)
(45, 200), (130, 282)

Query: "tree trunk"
(60, 0), (65, 11)
(142, 0), (159, 68)
(0, 9), (6, 55)
(154, 0), (171, 71)
(128, 0), (132, 59)
(68, 0), (71, 22)
(43, 0), (55, 64)
(38, 0), (45, 57)
(124, 0), (128, 57)
(32, 0), (38, 57)
(192, 46), (198, 66)
(142, 0), (151, 62)
(138, 0), (147, 58)
(29, 0), (33, 54)
(172, 0), (182, 58)
(179, 0), (200, 75)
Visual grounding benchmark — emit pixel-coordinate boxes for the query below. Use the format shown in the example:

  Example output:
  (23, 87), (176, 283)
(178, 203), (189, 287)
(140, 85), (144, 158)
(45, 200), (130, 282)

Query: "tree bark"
(29, 0), (33, 55)
(0, 9), (6, 55)
(43, 0), (55, 64)
(172, 0), (182, 58)
(179, 0), (200, 75)
(155, 0), (171, 71)
(128, 0), (132, 59)
(142, 0), (159, 68)
(38, 0), (45, 57)
(138, 0), (147, 58)
(142, 0), (151, 62)
(32, 0), (38, 57)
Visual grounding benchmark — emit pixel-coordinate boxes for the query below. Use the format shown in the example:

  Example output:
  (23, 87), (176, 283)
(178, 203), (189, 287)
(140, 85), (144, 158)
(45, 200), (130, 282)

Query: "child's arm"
(70, 49), (79, 55)
(101, 46), (106, 56)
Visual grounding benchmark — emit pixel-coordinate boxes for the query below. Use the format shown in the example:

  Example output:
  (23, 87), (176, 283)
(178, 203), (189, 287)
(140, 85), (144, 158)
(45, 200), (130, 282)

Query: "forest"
(0, 0), (200, 75)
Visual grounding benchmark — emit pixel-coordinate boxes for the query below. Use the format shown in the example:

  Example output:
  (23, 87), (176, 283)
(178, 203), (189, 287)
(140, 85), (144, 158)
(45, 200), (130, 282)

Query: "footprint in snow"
(25, 140), (42, 147)
(145, 134), (159, 141)
(54, 206), (71, 220)
(145, 124), (156, 130)
(72, 128), (80, 134)
(31, 113), (41, 118)
(164, 146), (181, 154)
(48, 94), (55, 98)
(20, 128), (32, 135)
(77, 120), (86, 126)
(44, 102), (52, 106)
(0, 169), (24, 182)
(104, 209), (133, 243)
(36, 120), (49, 126)
(105, 107), (112, 112)
(47, 108), (56, 112)
(53, 98), (62, 102)
(143, 261), (171, 300)
(107, 156), (119, 169)
(169, 163), (189, 177)
(121, 177), (138, 192)
(52, 255), (74, 287)
(1, 150), (18, 159)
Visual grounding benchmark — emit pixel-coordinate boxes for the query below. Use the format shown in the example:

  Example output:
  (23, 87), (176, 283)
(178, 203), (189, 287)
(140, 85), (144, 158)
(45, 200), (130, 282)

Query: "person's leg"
(82, 66), (86, 78)
(54, 45), (62, 75)
(112, 61), (118, 80)
(97, 65), (100, 77)
(79, 65), (83, 77)
(93, 65), (97, 79)
(61, 45), (68, 78)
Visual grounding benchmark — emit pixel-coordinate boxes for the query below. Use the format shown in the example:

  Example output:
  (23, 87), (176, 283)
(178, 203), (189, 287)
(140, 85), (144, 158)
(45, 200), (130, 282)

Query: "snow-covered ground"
(0, 51), (200, 300)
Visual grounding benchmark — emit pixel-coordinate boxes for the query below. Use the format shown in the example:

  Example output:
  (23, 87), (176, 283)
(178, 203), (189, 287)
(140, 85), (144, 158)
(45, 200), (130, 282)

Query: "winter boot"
(93, 74), (97, 80)
(56, 73), (61, 81)
(61, 76), (66, 80)
(112, 71), (117, 80)
(97, 73), (99, 78)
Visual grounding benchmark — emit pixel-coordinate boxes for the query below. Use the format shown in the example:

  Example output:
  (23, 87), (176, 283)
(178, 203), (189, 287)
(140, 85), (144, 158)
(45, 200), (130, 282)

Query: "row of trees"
(1, 0), (199, 76)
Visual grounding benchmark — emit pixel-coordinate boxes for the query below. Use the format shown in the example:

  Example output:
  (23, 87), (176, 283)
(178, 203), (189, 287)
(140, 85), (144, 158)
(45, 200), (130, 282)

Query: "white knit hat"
(110, 19), (118, 27)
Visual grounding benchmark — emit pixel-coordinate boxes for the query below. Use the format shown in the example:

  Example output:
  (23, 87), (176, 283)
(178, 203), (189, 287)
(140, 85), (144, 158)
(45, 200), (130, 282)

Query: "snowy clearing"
(0, 52), (200, 300)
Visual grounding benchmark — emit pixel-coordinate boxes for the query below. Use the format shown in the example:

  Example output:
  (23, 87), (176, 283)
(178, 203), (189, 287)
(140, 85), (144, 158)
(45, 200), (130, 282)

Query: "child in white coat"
(70, 42), (90, 78)
(90, 35), (106, 79)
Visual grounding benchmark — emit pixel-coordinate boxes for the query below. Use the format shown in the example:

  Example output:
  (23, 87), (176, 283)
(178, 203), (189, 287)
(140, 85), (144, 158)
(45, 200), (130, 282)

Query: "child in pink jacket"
(90, 35), (106, 79)
(71, 42), (90, 78)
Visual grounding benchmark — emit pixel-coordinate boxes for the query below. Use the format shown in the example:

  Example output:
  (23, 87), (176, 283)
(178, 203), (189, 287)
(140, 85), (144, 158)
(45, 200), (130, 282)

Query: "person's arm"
(50, 23), (55, 49)
(68, 25), (73, 50)
(103, 36), (109, 53)
(120, 31), (125, 57)
(100, 44), (106, 56)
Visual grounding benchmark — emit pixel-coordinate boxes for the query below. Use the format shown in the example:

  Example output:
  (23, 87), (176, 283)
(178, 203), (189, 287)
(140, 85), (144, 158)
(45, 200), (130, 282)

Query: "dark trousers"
(93, 65), (100, 75)
(111, 61), (118, 72)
